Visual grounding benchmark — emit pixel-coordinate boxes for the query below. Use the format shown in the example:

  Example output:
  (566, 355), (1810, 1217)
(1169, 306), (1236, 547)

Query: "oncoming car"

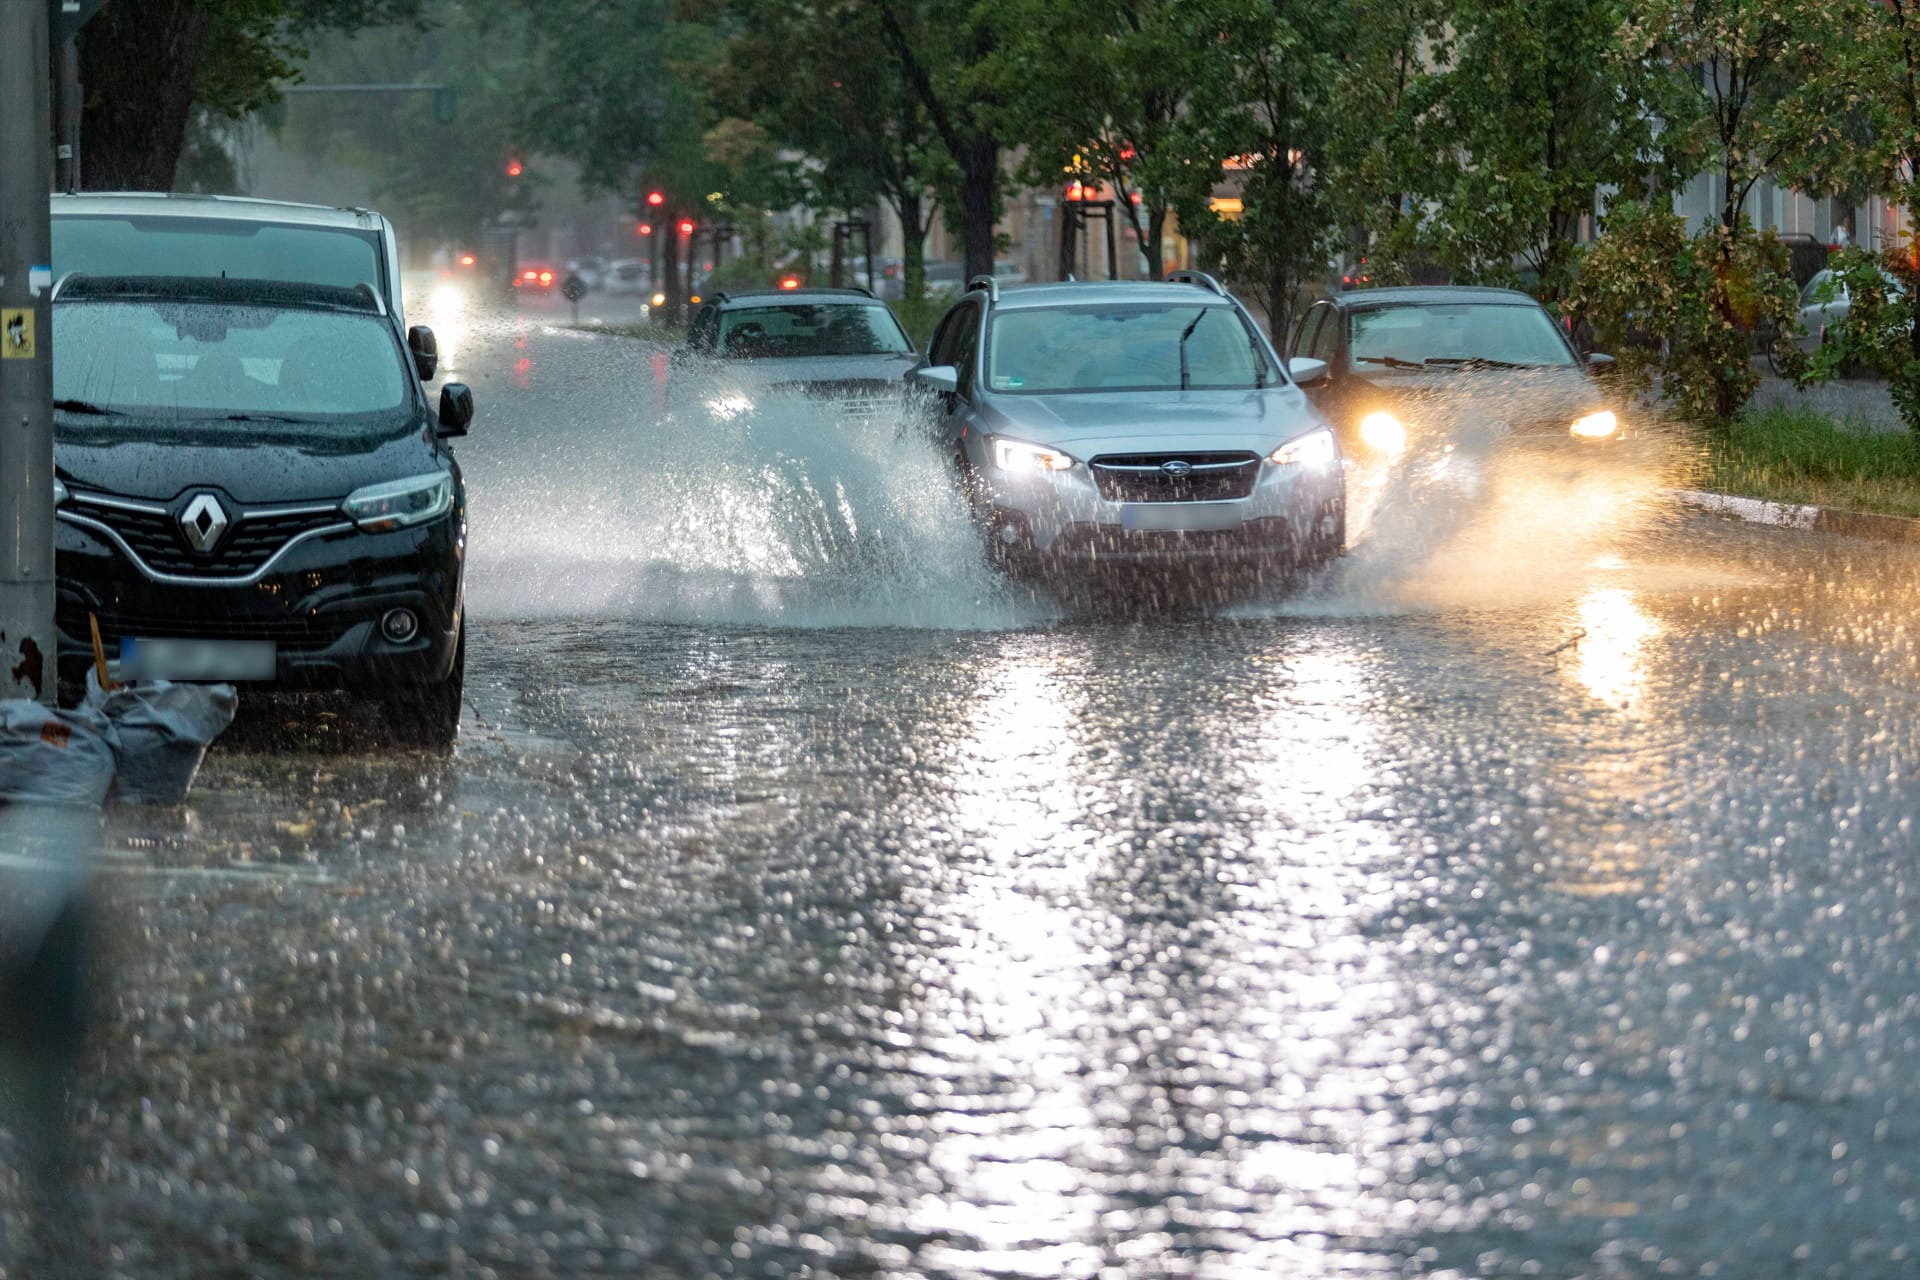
(1290, 286), (1622, 461)
(669, 287), (919, 422)
(910, 272), (1345, 581)
(50, 275), (474, 746)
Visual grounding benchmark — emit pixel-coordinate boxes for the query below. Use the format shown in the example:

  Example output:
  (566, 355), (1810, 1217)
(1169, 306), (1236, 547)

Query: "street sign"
(561, 273), (589, 303)
(50, 0), (107, 45)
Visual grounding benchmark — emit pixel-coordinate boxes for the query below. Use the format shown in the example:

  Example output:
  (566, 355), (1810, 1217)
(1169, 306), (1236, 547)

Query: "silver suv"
(911, 272), (1345, 578)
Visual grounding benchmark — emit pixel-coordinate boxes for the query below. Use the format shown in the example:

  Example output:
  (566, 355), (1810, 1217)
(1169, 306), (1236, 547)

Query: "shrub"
(1798, 244), (1920, 439)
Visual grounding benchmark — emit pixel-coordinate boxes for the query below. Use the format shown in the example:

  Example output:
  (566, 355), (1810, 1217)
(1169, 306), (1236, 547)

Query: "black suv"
(50, 275), (473, 745)
(669, 287), (918, 422)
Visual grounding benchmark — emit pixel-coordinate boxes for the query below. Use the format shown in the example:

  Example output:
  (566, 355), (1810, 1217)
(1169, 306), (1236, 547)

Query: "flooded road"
(12, 309), (1920, 1277)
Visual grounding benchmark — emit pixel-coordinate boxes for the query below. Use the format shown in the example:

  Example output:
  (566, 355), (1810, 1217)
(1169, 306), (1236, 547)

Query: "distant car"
(908, 271), (1345, 579)
(669, 287), (919, 423)
(1795, 267), (1906, 353)
(1289, 286), (1622, 460)
(567, 255), (607, 291)
(49, 274), (474, 745)
(512, 263), (557, 296)
(606, 258), (649, 295)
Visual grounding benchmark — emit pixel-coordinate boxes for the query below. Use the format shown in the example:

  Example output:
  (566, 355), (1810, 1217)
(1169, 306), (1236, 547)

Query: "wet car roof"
(1329, 285), (1542, 309)
(51, 191), (385, 231)
(53, 273), (388, 316)
(989, 281), (1231, 310)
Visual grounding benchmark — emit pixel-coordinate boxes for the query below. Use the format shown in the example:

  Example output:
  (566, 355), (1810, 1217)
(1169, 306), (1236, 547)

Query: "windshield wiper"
(1177, 308), (1207, 390)
(1425, 356), (1528, 369)
(1354, 355), (1425, 369)
(53, 398), (124, 416)
(223, 412), (303, 423)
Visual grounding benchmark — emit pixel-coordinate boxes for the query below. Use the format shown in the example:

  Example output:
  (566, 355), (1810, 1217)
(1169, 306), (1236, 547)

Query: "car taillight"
(539, 271), (553, 284)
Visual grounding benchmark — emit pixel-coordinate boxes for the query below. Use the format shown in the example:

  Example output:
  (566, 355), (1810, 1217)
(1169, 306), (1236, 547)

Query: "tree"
(981, 0), (1201, 278)
(1169, 0), (1351, 342)
(77, 0), (426, 191)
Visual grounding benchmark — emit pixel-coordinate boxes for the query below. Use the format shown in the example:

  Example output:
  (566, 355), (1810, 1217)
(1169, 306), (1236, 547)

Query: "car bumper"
(980, 456), (1345, 569)
(54, 513), (463, 693)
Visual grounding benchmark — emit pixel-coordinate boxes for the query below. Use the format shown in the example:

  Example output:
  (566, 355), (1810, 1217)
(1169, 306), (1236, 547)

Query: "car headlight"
(706, 393), (754, 422)
(1358, 410), (1408, 456)
(53, 478), (68, 506)
(1571, 410), (1618, 439)
(1270, 428), (1337, 468)
(342, 472), (454, 532)
(992, 436), (1076, 472)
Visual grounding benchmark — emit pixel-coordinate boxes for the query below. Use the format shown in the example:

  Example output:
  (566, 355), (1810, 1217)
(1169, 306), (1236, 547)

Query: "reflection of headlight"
(1270, 428), (1337, 468)
(992, 436), (1076, 472)
(54, 478), (69, 505)
(706, 393), (754, 421)
(342, 473), (454, 532)
(429, 282), (466, 313)
(1358, 410), (1408, 456)
(1571, 410), (1619, 439)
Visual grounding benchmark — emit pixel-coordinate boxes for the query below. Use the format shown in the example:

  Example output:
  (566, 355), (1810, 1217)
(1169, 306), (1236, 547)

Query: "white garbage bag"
(87, 674), (236, 805)
(0, 699), (118, 807)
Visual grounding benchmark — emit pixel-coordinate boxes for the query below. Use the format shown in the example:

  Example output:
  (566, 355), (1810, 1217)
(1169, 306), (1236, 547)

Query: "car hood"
(721, 353), (920, 388)
(1347, 364), (1607, 425)
(982, 386), (1329, 457)
(54, 412), (445, 505)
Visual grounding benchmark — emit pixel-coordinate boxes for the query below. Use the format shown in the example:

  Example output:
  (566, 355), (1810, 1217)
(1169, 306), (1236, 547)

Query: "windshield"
(986, 303), (1275, 393)
(1349, 302), (1577, 369)
(718, 302), (912, 358)
(53, 215), (387, 302)
(54, 299), (411, 420)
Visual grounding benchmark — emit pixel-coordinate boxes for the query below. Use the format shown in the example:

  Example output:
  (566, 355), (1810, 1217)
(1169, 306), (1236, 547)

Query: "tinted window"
(54, 216), (387, 302)
(1307, 305), (1340, 362)
(1348, 302), (1577, 368)
(929, 304), (974, 366)
(1293, 306), (1323, 358)
(54, 300), (410, 420)
(986, 303), (1275, 393)
(717, 302), (912, 358)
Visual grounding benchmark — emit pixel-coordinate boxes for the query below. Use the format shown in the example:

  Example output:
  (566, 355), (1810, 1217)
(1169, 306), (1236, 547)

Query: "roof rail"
(1166, 269), (1228, 297)
(966, 273), (1000, 303)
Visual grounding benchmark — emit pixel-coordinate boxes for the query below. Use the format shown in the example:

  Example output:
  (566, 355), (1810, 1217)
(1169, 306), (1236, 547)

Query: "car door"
(926, 301), (981, 449)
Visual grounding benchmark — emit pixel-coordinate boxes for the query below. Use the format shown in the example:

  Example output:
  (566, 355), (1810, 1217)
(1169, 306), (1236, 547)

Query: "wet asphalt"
(5, 297), (1919, 1278)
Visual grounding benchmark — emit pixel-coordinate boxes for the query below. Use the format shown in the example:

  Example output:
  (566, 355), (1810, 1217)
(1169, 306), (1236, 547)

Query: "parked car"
(669, 287), (919, 422)
(49, 275), (473, 745)
(1795, 267), (1906, 354)
(52, 192), (440, 388)
(909, 271), (1345, 580)
(606, 257), (650, 294)
(1289, 285), (1622, 460)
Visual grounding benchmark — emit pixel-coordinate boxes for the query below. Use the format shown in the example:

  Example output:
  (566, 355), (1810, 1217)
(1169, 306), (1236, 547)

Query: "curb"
(1671, 489), (1920, 544)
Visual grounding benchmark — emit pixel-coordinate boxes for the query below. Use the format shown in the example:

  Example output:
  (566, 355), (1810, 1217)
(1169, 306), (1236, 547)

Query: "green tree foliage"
(1569, 201), (1800, 423)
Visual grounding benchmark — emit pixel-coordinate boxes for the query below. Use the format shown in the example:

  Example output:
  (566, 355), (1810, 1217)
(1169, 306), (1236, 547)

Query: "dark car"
(668, 287), (918, 423)
(1289, 286), (1622, 461)
(49, 275), (474, 745)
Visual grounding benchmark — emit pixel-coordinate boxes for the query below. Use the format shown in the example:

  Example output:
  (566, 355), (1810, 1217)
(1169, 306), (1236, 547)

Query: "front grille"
(1090, 451), (1260, 502)
(71, 499), (346, 579)
(1053, 517), (1290, 559)
(60, 603), (333, 645)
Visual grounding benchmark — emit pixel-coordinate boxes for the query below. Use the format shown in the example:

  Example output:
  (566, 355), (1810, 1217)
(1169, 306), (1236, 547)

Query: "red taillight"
(522, 269), (537, 280)
(538, 270), (553, 285)
(779, 276), (801, 290)
(459, 253), (476, 267)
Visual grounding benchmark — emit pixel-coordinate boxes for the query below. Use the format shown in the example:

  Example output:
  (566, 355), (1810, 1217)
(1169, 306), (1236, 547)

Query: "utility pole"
(0, 0), (57, 704)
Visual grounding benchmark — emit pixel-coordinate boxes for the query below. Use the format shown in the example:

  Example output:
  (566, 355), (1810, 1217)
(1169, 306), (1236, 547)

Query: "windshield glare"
(54, 300), (411, 420)
(987, 303), (1273, 392)
(1349, 302), (1576, 368)
(53, 216), (386, 300)
(719, 303), (912, 358)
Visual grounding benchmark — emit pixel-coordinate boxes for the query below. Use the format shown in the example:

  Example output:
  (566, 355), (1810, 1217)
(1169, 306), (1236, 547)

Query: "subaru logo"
(1160, 460), (1194, 480)
(179, 493), (229, 553)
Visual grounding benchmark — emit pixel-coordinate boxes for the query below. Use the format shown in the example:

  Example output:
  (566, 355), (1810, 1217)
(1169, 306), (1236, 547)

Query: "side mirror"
(1586, 351), (1616, 376)
(913, 364), (960, 395)
(1287, 356), (1331, 386)
(437, 382), (474, 437)
(408, 325), (439, 381)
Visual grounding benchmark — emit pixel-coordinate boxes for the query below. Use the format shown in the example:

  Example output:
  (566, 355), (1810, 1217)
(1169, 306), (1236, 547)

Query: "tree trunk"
(957, 134), (997, 282)
(79, 0), (213, 190)
(661, 219), (683, 322)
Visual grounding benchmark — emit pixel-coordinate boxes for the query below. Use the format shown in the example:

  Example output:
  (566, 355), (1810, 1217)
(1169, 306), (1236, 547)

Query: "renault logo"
(1160, 460), (1194, 479)
(179, 493), (229, 553)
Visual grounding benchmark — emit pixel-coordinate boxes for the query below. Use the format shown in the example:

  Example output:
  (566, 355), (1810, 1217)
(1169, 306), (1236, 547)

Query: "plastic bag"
(87, 674), (237, 805)
(0, 699), (118, 807)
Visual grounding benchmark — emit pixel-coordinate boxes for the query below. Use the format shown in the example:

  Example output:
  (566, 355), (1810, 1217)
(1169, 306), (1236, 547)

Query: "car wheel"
(1302, 501), (1346, 567)
(387, 624), (465, 748)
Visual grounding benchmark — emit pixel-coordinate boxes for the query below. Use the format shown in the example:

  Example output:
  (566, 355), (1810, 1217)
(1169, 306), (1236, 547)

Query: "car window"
(689, 304), (720, 353)
(716, 302), (912, 358)
(986, 303), (1275, 393)
(950, 308), (981, 397)
(54, 216), (388, 304)
(53, 299), (411, 420)
(1293, 306), (1323, 358)
(1347, 302), (1576, 368)
(1307, 305), (1340, 363)
(928, 305), (969, 367)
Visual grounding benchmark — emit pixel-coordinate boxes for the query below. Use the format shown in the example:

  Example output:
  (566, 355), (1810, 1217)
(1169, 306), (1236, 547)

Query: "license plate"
(121, 637), (276, 682)
(1119, 502), (1243, 533)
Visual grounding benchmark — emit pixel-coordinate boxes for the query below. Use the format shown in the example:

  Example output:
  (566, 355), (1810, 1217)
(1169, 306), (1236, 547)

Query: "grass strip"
(1700, 407), (1920, 519)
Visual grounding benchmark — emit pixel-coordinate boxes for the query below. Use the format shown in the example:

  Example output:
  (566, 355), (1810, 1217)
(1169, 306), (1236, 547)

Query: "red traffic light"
(646, 190), (666, 207)
(779, 275), (801, 290)
(677, 219), (695, 236)
(638, 223), (653, 236)
(506, 159), (523, 177)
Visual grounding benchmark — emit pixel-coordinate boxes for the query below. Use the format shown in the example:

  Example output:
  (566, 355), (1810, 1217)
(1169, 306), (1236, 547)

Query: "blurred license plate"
(121, 638), (275, 681)
(1120, 503), (1242, 533)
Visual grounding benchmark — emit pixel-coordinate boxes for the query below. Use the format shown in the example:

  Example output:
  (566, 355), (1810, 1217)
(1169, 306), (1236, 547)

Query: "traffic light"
(678, 219), (695, 237)
(646, 190), (665, 208)
(506, 158), (523, 177)
(638, 223), (653, 236)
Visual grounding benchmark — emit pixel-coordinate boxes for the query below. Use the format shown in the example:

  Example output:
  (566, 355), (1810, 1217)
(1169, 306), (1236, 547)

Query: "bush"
(1568, 202), (1801, 425)
(1798, 244), (1920, 438)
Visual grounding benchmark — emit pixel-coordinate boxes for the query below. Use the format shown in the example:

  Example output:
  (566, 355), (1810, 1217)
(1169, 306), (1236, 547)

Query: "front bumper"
(55, 511), (464, 693)
(979, 452), (1345, 571)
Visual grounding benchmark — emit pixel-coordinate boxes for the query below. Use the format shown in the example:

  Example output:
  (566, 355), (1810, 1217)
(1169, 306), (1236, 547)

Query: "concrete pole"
(56, 35), (82, 192)
(0, 0), (59, 704)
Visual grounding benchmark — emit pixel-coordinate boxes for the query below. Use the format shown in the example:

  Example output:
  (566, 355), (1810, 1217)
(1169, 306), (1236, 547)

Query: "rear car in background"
(1290, 286), (1622, 463)
(512, 263), (557, 297)
(669, 287), (919, 423)
(50, 275), (474, 746)
(909, 272), (1345, 584)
